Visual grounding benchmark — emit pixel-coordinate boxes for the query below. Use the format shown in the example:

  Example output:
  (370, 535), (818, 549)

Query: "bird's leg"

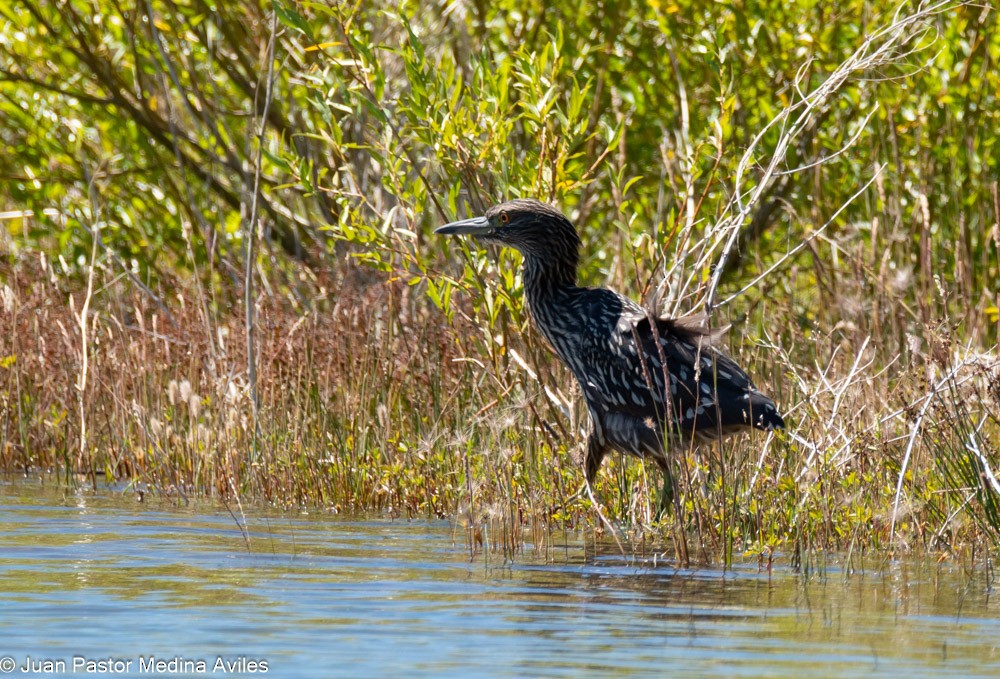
(579, 434), (627, 554)
(553, 434), (608, 511)
(656, 455), (689, 566)
(558, 482), (587, 510)
(566, 433), (608, 508)
(584, 434), (608, 491)
(654, 457), (676, 520)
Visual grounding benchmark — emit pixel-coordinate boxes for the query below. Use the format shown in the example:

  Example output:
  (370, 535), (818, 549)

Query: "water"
(1, 481), (998, 678)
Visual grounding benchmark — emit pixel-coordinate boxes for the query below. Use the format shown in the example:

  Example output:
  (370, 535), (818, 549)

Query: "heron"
(436, 198), (784, 507)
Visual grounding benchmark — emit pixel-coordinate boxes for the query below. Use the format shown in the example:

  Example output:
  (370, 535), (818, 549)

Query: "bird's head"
(435, 198), (581, 263)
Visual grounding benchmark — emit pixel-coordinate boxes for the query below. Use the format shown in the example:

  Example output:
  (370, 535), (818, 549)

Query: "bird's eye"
(499, 211), (510, 225)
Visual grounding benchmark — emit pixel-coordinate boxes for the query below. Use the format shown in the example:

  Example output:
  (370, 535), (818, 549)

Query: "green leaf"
(273, 0), (314, 41)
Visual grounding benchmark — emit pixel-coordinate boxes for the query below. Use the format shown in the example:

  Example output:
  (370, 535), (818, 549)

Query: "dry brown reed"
(1, 235), (998, 565)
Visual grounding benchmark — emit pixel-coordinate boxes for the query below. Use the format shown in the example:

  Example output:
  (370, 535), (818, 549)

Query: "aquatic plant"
(0, 0), (998, 563)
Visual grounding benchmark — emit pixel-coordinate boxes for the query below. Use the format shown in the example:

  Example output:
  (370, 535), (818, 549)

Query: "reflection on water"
(0, 481), (998, 678)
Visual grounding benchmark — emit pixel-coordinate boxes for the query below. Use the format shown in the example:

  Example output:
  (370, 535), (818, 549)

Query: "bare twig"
(694, 0), (958, 316)
(76, 169), (102, 469)
(715, 167), (884, 308)
(968, 425), (1000, 497)
(889, 344), (976, 545)
(245, 11), (280, 462)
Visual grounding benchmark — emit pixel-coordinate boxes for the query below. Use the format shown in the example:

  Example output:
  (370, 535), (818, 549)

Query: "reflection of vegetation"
(0, 561), (272, 608)
(5, 490), (998, 675)
(0, 504), (268, 608)
(0, 1), (998, 559)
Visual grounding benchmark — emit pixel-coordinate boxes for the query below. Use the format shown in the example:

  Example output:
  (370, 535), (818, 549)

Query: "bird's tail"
(748, 391), (785, 431)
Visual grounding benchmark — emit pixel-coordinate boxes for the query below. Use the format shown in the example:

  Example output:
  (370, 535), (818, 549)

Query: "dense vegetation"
(1, 0), (998, 563)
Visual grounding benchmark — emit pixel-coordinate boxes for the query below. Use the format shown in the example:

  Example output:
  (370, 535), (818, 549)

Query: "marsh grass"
(1, 0), (999, 564)
(1, 234), (998, 564)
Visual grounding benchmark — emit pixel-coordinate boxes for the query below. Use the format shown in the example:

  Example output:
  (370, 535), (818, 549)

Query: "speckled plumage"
(436, 198), (784, 486)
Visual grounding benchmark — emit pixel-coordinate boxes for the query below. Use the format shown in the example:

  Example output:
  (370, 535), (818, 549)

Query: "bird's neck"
(521, 254), (581, 354)
(521, 253), (578, 302)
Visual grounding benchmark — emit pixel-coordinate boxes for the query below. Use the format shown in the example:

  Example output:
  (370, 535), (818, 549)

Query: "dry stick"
(701, 0), (957, 315)
(826, 335), (872, 430)
(746, 432), (777, 498)
(889, 348), (976, 546)
(667, 41), (695, 233)
(82, 221), (176, 325)
(716, 169), (884, 309)
(245, 12), (279, 464)
(823, 369), (980, 465)
(642, 39), (721, 306)
(993, 182), (1000, 341)
(967, 423), (1000, 497)
(791, 341), (879, 483)
(76, 170), (101, 470)
(508, 348), (573, 421)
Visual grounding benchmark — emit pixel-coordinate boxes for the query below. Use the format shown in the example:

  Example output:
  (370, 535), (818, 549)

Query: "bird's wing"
(577, 297), (782, 434)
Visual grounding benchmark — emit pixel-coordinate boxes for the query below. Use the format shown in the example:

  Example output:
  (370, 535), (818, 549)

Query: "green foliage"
(1, 0), (999, 558)
(3, 1), (997, 319)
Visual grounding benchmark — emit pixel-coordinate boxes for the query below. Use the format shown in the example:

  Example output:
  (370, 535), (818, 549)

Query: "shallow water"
(1, 481), (998, 678)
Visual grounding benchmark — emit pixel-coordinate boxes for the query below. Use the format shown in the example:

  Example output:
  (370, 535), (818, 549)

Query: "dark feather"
(535, 285), (782, 457)
(438, 198), (784, 483)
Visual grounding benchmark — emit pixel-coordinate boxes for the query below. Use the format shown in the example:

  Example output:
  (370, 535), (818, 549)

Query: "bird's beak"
(434, 215), (492, 237)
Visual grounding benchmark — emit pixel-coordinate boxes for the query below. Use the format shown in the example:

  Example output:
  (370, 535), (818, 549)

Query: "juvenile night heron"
(436, 199), (784, 498)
